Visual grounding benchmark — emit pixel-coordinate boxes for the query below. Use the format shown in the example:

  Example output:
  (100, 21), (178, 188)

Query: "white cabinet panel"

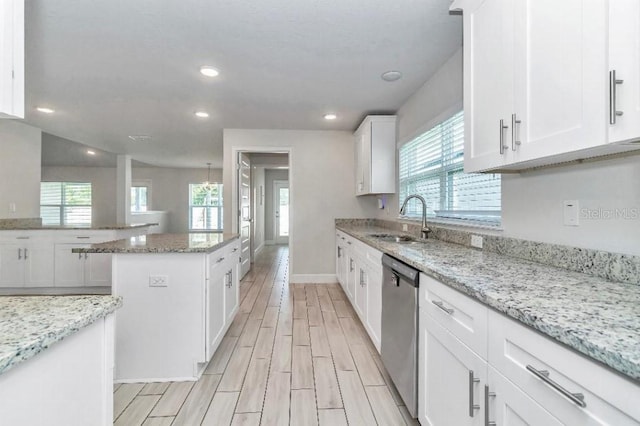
(364, 263), (382, 351)
(54, 244), (86, 287)
(206, 262), (225, 361)
(85, 253), (111, 286)
(422, 313), (486, 426)
(488, 366), (563, 426)
(354, 116), (396, 195)
(224, 261), (239, 326)
(0, 244), (24, 286)
(608, 0), (640, 143)
(0, 0), (24, 119)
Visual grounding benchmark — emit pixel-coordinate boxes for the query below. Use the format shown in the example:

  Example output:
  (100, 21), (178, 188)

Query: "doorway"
(274, 180), (289, 244)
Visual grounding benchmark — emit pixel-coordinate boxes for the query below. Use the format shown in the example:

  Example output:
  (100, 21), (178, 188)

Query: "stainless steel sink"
(367, 233), (418, 243)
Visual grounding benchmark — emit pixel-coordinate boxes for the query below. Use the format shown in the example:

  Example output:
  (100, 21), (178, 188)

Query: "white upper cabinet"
(608, 0), (640, 144)
(0, 0), (24, 119)
(354, 115), (396, 195)
(452, 0), (640, 172)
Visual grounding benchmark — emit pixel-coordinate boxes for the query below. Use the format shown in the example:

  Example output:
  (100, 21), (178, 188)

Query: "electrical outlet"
(9, 202), (16, 213)
(471, 235), (483, 249)
(402, 224), (408, 232)
(149, 275), (168, 287)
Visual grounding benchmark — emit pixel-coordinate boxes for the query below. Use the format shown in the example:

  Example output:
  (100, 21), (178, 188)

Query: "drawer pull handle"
(468, 370), (480, 417)
(76, 236), (91, 239)
(232, 248), (238, 252)
(432, 300), (454, 315)
(485, 385), (496, 426)
(217, 257), (225, 263)
(526, 365), (586, 408)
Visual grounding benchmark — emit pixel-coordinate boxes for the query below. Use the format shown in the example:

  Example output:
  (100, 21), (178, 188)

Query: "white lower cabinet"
(0, 241), (54, 287)
(419, 308), (486, 426)
(419, 273), (640, 426)
(488, 365), (563, 426)
(54, 244), (111, 287)
(334, 229), (383, 352)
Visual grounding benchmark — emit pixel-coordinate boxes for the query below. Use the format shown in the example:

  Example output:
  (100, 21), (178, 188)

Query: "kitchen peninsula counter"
(74, 232), (238, 254)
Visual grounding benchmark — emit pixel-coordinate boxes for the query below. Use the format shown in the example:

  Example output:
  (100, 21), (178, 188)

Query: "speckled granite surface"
(74, 232), (239, 254)
(336, 223), (640, 382)
(0, 218), (42, 229)
(0, 223), (156, 231)
(0, 295), (122, 375)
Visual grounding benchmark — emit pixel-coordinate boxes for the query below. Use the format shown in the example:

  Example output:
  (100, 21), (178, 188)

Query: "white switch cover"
(149, 275), (168, 287)
(9, 202), (16, 212)
(471, 235), (483, 249)
(402, 224), (408, 232)
(563, 200), (579, 226)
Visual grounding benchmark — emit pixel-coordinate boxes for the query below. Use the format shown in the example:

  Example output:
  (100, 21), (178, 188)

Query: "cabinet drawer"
(488, 310), (640, 425)
(420, 273), (488, 359)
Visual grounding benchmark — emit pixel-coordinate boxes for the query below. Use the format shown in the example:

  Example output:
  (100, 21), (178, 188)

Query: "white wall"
(502, 155), (640, 255)
(223, 129), (377, 281)
(264, 169), (289, 242)
(132, 167), (223, 233)
(42, 166), (117, 227)
(377, 46), (640, 256)
(0, 121), (41, 218)
(374, 48), (463, 220)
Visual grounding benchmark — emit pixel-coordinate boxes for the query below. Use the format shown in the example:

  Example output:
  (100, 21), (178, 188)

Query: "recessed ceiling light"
(200, 66), (220, 77)
(87, 150), (96, 156)
(381, 70), (403, 82)
(324, 113), (337, 120)
(195, 111), (209, 118)
(36, 107), (55, 114)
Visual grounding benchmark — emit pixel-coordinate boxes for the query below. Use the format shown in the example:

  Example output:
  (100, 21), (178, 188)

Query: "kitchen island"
(0, 295), (121, 425)
(77, 233), (240, 382)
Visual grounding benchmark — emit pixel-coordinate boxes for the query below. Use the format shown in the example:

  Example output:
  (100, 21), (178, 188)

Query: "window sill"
(397, 216), (504, 233)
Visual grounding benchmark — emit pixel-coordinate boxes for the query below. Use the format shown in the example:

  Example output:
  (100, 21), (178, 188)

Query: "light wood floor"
(113, 246), (418, 426)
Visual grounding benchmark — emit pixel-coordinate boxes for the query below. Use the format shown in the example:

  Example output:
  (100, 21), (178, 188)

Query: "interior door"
(238, 153), (251, 279)
(274, 180), (289, 244)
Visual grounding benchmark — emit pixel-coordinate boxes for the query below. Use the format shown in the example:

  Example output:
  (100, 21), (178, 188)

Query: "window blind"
(189, 183), (224, 230)
(399, 111), (501, 224)
(40, 182), (92, 226)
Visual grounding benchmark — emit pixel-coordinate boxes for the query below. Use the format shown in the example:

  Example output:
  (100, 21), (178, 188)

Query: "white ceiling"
(26, 0), (462, 168)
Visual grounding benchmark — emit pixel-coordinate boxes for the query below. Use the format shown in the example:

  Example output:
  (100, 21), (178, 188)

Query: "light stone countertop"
(337, 224), (640, 383)
(74, 232), (239, 254)
(0, 295), (122, 376)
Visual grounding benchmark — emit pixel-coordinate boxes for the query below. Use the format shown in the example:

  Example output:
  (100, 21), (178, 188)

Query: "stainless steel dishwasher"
(381, 253), (420, 418)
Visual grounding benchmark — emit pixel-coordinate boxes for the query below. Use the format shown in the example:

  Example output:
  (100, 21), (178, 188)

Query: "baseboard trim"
(265, 240), (275, 246)
(290, 274), (339, 284)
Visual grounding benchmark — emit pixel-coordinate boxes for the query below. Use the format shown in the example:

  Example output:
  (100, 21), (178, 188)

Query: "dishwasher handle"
(382, 254), (419, 287)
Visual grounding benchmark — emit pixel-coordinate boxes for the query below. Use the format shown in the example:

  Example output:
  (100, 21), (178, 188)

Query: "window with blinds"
(189, 183), (223, 231)
(399, 111), (501, 224)
(40, 182), (92, 226)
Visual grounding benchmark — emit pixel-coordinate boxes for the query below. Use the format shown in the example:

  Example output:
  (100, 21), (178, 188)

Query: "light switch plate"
(563, 200), (579, 226)
(402, 224), (408, 232)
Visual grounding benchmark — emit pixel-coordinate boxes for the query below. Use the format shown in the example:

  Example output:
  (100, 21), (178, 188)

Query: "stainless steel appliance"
(381, 253), (420, 418)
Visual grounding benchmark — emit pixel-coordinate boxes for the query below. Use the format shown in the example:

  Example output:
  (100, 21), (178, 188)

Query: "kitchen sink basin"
(367, 233), (419, 243)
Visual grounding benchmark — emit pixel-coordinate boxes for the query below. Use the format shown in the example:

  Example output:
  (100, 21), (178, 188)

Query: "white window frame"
(398, 110), (502, 227)
(189, 183), (223, 231)
(40, 182), (92, 226)
(131, 179), (152, 213)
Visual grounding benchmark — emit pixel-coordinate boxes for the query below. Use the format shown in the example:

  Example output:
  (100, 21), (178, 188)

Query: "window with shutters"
(40, 182), (92, 226)
(399, 111), (501, 225)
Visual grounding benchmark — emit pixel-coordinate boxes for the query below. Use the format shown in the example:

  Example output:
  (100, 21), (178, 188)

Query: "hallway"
(113, 245), (416, 425)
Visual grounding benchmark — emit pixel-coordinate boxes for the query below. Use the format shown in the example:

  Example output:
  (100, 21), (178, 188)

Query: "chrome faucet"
(399, 195), (431, 239)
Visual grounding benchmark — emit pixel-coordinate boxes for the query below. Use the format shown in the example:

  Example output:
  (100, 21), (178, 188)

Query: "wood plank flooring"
(114, 245), (418, 425)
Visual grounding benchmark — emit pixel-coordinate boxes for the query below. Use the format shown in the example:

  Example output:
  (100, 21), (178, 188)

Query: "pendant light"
(202, 162), (215, 192)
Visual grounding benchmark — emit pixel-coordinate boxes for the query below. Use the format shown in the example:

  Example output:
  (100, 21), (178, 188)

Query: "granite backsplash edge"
(335, 218), (640, 286)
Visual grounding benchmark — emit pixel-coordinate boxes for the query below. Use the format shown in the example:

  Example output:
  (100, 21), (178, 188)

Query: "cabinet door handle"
(84, 253), (88, 260)
(349, 259), (354, 272)
(337, 247), (342, 258)
(24, 248), (28, 260)
(468, 370), (480, 417)
(232, 247), (238, 252)
(609, 70), (624, 124)
(18, 248), (22, 260)
(432, 299), (454, 315)
(347, 241), (352, 245)
(485, 385), (496, 426)
(511, 113), (521, 150)
(217, 257), (225, 263)
(499, 119), (509, 155)
(79, 252), (83, 260)
(526, 365), (586, 408)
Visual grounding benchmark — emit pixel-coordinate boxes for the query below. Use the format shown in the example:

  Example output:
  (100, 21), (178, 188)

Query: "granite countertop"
(337, 224), (640, 382)
(0, 295), (122, 376)
(74, 232), (239, 254)
(0, 223), (157, 231)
